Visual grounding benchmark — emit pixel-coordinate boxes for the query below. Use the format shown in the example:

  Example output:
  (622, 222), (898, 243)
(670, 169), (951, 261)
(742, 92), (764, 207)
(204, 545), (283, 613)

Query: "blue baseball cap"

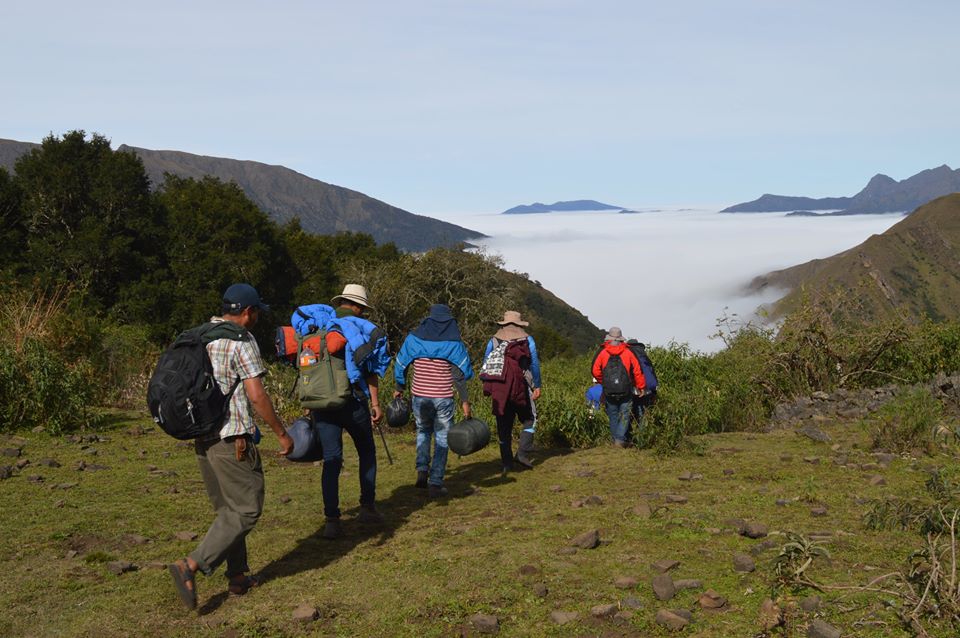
(222, 283), (270, 313)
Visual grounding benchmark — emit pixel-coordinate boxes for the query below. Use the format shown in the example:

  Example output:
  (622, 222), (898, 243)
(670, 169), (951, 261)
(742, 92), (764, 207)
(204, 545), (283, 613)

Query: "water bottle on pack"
(299, 345), (317, 368)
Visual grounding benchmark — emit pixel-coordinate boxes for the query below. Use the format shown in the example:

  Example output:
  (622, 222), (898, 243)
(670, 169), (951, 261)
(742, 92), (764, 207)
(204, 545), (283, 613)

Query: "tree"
(0, 168), (23, 271)
(13, 131), (165, 313)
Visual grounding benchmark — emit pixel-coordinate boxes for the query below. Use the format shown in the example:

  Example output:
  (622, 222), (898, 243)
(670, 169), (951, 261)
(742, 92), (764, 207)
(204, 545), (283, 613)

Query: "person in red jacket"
(591, 327), (645, 447)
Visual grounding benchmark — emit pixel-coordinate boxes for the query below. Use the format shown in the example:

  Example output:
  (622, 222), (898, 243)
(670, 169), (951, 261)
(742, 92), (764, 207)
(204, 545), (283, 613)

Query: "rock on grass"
(650, 558), (680, 573)
(655, 609), (690, 630)
(292, 604), (319, 623)
(733, 553), (756, 573)
(741, 522), (768, 539)
(807, 619), (841, 638)
(651, 573), (676, 601)
(570, 529), (600, 549)
(591, 603), (618, 618)
(550, 611), (578, 625)
(469, 613), (499, 634)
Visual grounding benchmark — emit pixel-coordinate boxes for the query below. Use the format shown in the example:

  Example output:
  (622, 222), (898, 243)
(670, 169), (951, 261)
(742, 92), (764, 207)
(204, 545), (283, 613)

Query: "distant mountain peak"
(502, 199), (621, 215)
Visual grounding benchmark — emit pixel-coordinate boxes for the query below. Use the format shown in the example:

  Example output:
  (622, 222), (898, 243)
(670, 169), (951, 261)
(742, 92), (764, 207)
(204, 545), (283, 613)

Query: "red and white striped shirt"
(411, 357), (455, 398)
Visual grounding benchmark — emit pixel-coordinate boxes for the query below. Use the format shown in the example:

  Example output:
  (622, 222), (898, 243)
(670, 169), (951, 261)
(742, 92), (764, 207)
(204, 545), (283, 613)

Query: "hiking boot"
(415, 470), (428, 489)
(356, 504), (384, 524)
(322, 517), (342, 539)
(428, 484), (449, 499)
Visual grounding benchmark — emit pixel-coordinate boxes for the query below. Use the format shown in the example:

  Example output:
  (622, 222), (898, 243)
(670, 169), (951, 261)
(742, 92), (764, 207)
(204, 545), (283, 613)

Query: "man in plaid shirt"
(168, 283), (294, 610)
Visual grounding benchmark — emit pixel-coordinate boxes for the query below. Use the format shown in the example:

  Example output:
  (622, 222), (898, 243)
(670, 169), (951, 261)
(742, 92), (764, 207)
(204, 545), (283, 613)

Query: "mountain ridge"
(723, 165), (960, 215)
(748, 193), (960, 323)
(502, 199), (621, 215)
(0, 137), (484, 252)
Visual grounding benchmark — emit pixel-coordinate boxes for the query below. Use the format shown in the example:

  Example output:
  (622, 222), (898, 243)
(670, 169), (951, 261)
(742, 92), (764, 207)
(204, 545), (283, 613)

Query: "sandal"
(228, 574), (260, 596)
(168, 559), (197, 610)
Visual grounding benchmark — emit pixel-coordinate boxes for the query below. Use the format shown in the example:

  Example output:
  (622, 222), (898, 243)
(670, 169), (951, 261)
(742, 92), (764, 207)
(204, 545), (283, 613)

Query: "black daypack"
(601, 352), (632, 400)
(146, 323), (243, 440)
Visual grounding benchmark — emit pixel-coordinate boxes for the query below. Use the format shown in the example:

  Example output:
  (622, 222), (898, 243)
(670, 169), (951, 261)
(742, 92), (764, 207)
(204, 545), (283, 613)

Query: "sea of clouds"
(434, 208), (904, 352)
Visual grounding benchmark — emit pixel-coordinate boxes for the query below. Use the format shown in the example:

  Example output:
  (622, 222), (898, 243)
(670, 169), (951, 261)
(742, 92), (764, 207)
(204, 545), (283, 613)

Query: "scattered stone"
(665, 494), (688, 504)
(722, 468), (735, 475)
(655, 609), (689, 631)
(874, 452), (896, 464)
(55, 482), (78, 490)
(807, 619), (841, 638)
(651, 573), (676, 601)
(469, 613), (499, 634)
(677, 471), (702, 481)
(175, 531), (198, 541)
(869, 475), (887, 486)
(759, 598), (783, 630)
(651, 558), (680, 573)
(811, 391), (830, 400)
(591, 603), (618, 618)
(292, 604), (320, 623)
(804, 456), (821, 465)
(549, 485), (563, 492)
(127, 425), (146, 436)
(65, 550), (78, 559)
(550, 611), (578, 625)
(614, 576), (638, 589)
(570, 529), (600, 549)
(749, 538), (779, 556)
(518, 564), (540, 576)
(15, 459), (29, 469)
(106, 560), (136, 575)
(0, 466), (12, 480)
(621, 596), (643, 609)
(556, 547), (577, 556)
(860, 462), (880, 471)
(742, 522), (769, 539)
(278, 495), (292, 504)
(575, 469), (596, 478)
(632, 502), (652, 518)
(584, 495), (603, 506)
(733, 553), (756, 573)
(776, 499), (791, 507)
(1, 448), (21, 457)
(673, 579), (703, 590)
(532, 582), (548, 597)
(799, 595), (822, 612)
(699, 589), (727, 609)
(165, 486), (178, 494)
(570, 499), (585, 508)
(126, 534), (150, 545)
(614, 610), (634, 621)
(27, 475), (44, 483)
(38, 458), (60, 468)
(810, 506), (828, 517)
(84, 448), (98, 456)
(799, 425), (831, 443)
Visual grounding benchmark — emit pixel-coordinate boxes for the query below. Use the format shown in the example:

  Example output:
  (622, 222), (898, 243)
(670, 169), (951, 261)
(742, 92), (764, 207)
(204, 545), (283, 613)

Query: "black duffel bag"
(447, 417), (491, 456)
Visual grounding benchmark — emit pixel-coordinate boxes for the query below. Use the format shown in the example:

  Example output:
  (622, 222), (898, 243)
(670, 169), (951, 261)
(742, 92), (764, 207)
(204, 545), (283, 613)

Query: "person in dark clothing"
(591, 327), (646, 447)
(480, 311), (542, 473)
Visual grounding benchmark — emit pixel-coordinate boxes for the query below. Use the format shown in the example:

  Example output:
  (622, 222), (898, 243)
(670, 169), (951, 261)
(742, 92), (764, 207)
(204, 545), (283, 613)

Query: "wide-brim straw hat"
(496, 310), (529, 327)
(332, 284), (373, 310)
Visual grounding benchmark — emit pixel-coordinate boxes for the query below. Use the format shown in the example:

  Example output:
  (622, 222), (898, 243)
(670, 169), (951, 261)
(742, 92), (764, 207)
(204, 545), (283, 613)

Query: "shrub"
(869, 388), (944, 454)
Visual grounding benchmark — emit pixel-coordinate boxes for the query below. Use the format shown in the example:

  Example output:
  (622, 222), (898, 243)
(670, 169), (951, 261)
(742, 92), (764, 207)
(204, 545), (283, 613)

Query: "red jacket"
(592, 342), (646, 391)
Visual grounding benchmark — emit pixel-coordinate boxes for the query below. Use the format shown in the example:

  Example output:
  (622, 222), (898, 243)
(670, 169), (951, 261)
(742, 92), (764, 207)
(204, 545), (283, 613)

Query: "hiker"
(168, 283), (295, 610)
(585, 382), (603, 412)
(626, 338), (659, 438)
(591, 327), (646, 447)
(480, 311), (542, 473)
(393, 304), (474, 498)
(296, 284), (391, 540)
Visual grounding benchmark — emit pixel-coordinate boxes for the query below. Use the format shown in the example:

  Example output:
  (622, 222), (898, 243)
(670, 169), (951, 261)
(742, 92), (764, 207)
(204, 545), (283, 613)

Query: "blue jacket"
(291, 304), (391, 396)
(483, 336), (541, 388)
(394, 333), (474, 388)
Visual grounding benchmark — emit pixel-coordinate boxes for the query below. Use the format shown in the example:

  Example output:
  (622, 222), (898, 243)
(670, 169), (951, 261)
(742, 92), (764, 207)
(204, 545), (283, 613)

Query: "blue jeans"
(313, 397), (377, 519)
(413, 396), (454, 487)
(605, 397), (633, 443)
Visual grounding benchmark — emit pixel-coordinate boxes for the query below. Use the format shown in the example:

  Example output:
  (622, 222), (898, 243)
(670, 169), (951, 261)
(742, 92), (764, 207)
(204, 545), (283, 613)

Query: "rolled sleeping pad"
(447, 417), (491, 456)
(285, 416), (324, 462)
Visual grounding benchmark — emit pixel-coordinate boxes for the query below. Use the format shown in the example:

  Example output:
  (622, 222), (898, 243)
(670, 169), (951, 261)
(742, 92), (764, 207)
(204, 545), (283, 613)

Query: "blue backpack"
(628, 341), (658, 394)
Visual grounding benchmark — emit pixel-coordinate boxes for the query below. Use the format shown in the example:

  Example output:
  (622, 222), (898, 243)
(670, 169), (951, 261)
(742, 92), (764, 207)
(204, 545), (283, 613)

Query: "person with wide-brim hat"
(331, 284), (374, 311)
(479, 310), (542, 473)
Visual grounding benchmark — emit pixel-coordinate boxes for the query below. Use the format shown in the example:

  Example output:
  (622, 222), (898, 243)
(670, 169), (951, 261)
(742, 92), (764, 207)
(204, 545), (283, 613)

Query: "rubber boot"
(415, 470), (428, 488)
(515, 431), (535, 469)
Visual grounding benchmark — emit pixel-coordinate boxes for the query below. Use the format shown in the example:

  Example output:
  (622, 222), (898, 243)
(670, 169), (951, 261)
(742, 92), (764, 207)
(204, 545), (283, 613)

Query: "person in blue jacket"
(480, 310), (541, 471)
(393, 304), (473, 498)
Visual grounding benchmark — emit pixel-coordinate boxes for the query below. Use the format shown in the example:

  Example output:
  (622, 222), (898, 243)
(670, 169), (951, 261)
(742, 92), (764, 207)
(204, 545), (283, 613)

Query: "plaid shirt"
(201, 317), (266, 441)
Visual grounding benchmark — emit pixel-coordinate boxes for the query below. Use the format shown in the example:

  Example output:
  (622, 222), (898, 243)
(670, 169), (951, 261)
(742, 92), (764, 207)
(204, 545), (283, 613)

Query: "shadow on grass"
(224, 445), (575, 615)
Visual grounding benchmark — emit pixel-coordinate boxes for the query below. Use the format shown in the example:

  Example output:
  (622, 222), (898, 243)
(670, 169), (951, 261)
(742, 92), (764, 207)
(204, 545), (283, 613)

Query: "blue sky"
(3, 1), (958, 214)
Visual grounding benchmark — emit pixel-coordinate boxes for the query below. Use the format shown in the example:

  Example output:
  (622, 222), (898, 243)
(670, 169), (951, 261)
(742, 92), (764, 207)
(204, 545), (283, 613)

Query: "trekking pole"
(374, 421), (394, 465)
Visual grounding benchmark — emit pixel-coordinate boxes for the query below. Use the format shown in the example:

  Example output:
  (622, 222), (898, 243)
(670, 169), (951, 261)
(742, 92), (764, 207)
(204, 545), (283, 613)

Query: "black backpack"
(146, 324), (243, 440)
(601, 352), (632, 401)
